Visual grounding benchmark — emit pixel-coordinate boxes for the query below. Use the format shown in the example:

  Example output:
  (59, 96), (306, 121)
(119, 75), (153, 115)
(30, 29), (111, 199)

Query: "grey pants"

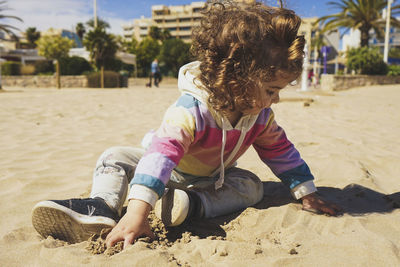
(90, 146), (264, 218)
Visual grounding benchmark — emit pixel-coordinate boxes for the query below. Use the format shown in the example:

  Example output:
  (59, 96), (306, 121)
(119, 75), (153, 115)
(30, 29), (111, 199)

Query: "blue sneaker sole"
(32, 201), (116, 244)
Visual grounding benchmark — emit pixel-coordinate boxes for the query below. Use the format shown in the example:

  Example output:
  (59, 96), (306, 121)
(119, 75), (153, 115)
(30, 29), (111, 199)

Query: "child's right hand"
(105, 199), (154, 249)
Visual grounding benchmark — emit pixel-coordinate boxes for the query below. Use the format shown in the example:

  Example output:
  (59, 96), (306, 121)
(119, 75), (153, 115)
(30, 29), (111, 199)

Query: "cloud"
(4, 0), (129, 35)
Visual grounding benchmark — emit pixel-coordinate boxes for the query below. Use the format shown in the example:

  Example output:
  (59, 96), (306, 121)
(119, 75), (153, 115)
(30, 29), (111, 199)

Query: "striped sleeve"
(128, 101), (196, 207)
(252, 110), (315, 195)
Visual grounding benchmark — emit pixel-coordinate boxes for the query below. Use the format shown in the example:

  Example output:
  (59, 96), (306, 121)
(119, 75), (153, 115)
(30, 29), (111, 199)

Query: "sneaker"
(32, 198), (119, 244)
(154, 189), (190, 227)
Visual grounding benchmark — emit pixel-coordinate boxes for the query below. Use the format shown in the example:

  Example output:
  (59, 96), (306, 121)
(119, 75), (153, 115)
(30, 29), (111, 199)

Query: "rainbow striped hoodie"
(128, 61), (316, 207)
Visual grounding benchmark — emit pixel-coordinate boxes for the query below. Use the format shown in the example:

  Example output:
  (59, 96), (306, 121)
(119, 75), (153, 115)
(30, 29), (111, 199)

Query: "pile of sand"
(0, 84), (399, 266)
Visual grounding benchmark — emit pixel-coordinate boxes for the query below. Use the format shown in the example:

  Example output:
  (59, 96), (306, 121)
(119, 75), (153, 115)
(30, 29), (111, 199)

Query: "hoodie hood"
(178, 61), (259, 132)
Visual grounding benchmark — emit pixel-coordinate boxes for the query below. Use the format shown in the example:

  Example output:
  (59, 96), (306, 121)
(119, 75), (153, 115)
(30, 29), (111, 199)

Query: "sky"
(5, 0), (338, 36)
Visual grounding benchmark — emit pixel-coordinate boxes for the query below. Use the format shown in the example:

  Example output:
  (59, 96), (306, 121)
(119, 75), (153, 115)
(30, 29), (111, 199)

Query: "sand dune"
(0, 84), (399, 266)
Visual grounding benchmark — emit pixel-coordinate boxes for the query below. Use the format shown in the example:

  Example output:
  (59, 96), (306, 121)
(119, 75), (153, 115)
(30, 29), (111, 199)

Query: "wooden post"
(56, 59), (61, 89)
(100, 65), (104, 88)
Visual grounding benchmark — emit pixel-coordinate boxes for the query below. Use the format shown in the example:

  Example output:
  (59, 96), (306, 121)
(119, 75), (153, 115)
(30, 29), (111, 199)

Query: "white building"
(341, 28), (361, 52)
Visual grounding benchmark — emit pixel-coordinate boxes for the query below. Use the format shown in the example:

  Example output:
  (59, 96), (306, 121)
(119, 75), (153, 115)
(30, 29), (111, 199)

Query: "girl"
(32, 1), (340, 249)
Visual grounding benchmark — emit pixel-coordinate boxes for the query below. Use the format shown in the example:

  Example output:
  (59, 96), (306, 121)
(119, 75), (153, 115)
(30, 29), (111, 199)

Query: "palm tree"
(75, 23), (86, 41)
(149, 26), (162, 41)
(317, 0), (400, 47)
(25, 27), (40, 48)
(0, 1), (23, 40)
(161, 29), (172, 42)
(83, 27), (117, 88)
(86, 17), (110, 30)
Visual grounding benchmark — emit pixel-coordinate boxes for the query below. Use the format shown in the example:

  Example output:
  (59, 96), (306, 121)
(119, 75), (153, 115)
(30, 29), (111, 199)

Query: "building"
(0, 32), (45, 64)
(123, 1), (256, 43)
(298, 18), (339, 55)
(123, 2), (205, 42)
(369, 25), (400, 51)
(122, 16), (154, 41)
(41, 28), (83, 48)
(342, 28), (361, 51)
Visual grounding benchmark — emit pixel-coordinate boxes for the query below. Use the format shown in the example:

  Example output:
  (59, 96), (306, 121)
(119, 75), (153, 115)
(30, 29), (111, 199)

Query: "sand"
(0, 83), (399, 266)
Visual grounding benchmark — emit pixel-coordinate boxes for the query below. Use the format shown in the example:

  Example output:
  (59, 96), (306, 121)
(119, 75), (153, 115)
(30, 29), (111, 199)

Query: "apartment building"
(122, 0), (256, 43)
(123, 16), (154, 41)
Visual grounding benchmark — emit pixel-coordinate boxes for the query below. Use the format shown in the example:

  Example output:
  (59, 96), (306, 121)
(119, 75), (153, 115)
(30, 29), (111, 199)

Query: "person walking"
(146, 59), (161, 87)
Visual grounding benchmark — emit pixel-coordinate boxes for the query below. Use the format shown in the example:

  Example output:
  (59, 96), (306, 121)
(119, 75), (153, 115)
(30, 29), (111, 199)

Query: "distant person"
(146, 59), (161, 87)
(308, 69), (314, 86)
(31, 1), (340, 249)
(312, 72), (319, 88)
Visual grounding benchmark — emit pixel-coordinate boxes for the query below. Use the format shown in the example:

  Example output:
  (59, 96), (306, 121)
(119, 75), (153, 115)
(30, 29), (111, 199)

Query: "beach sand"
(0, 83), (399, 266)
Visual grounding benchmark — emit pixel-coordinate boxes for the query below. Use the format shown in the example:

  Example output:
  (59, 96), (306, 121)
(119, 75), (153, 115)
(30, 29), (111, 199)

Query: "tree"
(159, 38), (192, 77)
(119, 36), (139, 54)
(25, 27), (40, 48)
(317, 0), (400, 47)
(135, 37), (160, 77)
(75, 22), (86, 41)
(347, 47), (388, 75)
(149, 26), (162, 41)
(83, 27), (118, 88)
(161, 29), (172, 42)
(0, 1), (23, 41)
(36, 35), (74, 89)
(86, 17), (110, 30)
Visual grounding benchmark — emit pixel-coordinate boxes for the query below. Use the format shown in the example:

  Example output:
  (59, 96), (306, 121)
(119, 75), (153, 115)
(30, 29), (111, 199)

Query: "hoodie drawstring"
(214, 118), (249, 190)
(215, 117), (227, 190)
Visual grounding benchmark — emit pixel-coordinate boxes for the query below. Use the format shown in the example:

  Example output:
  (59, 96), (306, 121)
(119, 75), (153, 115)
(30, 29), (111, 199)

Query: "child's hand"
(105, 199), (155, 249)
(301, 193), (341, 216)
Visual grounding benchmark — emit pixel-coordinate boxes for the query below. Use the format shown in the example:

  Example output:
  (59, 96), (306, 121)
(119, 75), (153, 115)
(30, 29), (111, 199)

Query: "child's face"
(242, 75), (294, 115)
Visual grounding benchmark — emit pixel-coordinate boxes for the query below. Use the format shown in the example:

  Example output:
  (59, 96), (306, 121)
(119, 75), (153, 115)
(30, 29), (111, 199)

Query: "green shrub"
(86, 71), (122, 88)
(2, 61), (21, 75)
(103, 58), (134, 77)
(388, 65), (400, 76)
(389, 47), (400, 59)
(104, 58), (123, 72)
(347, 47), (388, 75)
(34, 60), (54, 74)
(59, 56), (92, 75)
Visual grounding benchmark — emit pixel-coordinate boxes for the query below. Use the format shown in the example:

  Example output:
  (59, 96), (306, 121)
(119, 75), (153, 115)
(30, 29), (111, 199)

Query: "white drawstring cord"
(215, 117), (226, 190)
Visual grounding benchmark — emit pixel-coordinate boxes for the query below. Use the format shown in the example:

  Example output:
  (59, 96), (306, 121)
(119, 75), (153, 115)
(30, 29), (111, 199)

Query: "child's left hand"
(301, 193), (341, 216)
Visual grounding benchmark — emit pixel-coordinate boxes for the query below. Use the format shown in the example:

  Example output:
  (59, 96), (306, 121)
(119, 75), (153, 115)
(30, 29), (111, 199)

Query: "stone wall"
(321, 74), (400, 91)
(3, 75), (178, 88)
(2, 75), (88, 88)
(127, 77), (178, 87)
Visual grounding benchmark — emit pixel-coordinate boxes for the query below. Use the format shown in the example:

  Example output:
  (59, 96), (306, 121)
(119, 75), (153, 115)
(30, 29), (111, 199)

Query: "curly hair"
(191, 1), (305, 112)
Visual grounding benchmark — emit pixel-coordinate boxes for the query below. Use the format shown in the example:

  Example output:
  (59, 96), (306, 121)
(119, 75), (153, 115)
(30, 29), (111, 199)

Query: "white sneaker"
(154, 189), (190, 227)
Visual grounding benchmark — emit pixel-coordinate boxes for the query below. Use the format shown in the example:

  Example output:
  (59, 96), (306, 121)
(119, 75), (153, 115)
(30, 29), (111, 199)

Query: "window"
(193, 8), (205, 13)
(179, 18), (191, 22)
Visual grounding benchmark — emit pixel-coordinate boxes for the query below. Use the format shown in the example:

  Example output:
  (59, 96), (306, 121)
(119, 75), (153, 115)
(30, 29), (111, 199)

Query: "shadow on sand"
(166, 182), (400, 241)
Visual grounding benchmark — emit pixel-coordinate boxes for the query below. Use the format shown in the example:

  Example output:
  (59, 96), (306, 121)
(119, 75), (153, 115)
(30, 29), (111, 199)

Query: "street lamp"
(94, 0), (98, 28)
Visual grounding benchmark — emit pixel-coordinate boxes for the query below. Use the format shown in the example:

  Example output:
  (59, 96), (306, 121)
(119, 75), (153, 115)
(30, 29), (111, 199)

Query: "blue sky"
(7, 0), (338, 35)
